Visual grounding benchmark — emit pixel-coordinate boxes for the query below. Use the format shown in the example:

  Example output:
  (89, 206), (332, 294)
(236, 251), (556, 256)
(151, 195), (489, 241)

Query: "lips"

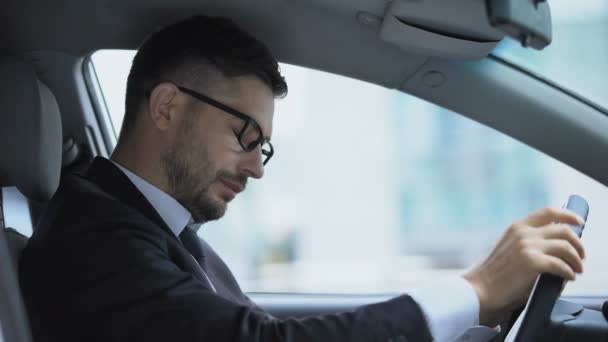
(220, 178), (245, 194)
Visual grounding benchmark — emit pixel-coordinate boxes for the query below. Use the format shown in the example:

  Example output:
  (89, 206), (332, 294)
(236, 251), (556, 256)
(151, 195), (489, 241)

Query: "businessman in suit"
(19, 16), (586, 342)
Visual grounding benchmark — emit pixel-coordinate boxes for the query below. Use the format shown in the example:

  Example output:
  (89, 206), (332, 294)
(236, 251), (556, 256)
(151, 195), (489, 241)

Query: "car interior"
(0, 0), (607, 341)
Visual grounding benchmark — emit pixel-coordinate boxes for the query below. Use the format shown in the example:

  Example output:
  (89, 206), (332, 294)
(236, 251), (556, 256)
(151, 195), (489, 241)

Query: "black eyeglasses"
(148, 85), (274, 165)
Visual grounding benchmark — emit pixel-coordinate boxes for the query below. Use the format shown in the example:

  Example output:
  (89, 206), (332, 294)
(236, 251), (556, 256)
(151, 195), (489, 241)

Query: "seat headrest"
(0, 58), (62, 201)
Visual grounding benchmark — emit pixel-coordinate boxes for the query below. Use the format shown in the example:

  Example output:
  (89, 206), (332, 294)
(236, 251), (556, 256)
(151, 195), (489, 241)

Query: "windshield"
(493, 0), (608, 111)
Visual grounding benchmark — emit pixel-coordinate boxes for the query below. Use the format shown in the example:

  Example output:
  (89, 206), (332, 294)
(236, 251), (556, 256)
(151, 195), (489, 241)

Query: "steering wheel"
(507, 195), (589, 341)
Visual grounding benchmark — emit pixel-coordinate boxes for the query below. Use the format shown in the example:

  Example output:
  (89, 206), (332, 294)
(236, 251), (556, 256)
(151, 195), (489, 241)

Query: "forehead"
(209, 76), (275, 139)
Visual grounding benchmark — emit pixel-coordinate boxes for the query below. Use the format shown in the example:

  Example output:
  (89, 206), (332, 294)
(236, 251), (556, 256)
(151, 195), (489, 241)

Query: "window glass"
(494, 0), (608, 111)
(91, 50), (608, 296)
(1, 187), (33, 237)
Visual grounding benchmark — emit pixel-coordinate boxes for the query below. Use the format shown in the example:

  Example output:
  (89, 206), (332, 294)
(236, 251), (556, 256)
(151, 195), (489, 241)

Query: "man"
(19, 16), (586, 342)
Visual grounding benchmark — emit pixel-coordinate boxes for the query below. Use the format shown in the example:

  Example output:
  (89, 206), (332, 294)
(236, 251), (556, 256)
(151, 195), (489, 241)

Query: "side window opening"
(88, 50), (608, 297)
(1, 187), (33, 237)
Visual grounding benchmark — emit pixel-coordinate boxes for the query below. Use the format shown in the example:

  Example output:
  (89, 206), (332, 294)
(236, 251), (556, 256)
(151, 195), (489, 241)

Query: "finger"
(541, 239), (584, 274)
(531, 252), (576, 281)
(523, 207), (585, 228)
(541, 224), (586, 260)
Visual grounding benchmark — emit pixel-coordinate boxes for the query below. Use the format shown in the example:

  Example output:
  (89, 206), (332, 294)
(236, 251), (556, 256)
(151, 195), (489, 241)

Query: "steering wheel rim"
(508, 195), (588, 342)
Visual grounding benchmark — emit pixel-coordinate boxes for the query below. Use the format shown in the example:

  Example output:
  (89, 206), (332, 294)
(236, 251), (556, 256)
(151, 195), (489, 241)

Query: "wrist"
(462, 272), (505, 327)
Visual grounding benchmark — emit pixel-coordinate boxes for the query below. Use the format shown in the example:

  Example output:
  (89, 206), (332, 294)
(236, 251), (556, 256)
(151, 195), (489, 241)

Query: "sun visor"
(487, 0), (552, 50)
(380, 0), (505, 60)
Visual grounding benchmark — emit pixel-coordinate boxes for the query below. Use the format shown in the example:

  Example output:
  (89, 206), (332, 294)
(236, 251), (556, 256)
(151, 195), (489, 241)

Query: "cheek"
(191, 116), (242, 173)
(199, 132), (240, 175)
(213, 124), (244, 154)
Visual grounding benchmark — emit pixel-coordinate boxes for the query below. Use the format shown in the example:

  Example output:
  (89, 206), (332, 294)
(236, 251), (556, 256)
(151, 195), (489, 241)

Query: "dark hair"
(120, 15), (287, 139)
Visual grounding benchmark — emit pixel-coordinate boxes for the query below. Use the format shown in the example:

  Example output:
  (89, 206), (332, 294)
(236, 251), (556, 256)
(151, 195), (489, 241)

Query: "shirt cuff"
(408, 276), (499, 342)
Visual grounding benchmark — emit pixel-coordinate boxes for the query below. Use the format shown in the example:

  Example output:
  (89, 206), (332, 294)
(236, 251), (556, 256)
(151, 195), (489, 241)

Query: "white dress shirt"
(112, 161), (199, 236)
(409, 279), (500, 341)
(111, 160), (499, 341)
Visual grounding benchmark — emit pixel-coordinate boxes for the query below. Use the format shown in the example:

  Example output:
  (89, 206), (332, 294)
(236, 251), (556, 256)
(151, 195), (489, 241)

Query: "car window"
(494, 0), (608, 111)
(91, 51), (608, 296)
(1, 187), (32, 237)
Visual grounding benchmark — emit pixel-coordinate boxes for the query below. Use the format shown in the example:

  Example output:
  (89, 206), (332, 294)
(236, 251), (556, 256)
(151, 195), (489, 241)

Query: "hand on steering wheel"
(463, 198), (587, 328)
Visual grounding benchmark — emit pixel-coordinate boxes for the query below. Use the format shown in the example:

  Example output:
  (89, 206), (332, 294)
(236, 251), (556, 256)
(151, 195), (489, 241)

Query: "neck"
(110, 138), (171, 196)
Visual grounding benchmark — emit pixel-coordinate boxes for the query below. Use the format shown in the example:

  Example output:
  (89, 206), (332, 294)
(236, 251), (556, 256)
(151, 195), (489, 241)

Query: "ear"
(147, 82), (179, 131)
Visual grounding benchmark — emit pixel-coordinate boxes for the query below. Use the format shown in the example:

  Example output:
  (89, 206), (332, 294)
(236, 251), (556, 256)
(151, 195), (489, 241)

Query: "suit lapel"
(82, 157), (223, 293)
(83, 157), (177, 240)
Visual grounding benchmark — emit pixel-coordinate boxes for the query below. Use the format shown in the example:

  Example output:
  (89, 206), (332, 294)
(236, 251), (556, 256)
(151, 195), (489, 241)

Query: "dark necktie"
(179, 226), (217, 292)
(179, 226), (207, 271)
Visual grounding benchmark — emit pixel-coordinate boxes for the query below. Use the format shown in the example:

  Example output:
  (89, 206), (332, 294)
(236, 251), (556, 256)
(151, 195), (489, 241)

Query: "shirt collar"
(111, 160), (201, 237)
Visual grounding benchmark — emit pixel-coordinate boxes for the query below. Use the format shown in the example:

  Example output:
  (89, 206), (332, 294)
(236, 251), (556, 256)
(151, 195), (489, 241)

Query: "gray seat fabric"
(0, 59), (63, 201)
(0, 58), (63, 342)
(5, 228), (29, 275)
(0, 221), (30, 342)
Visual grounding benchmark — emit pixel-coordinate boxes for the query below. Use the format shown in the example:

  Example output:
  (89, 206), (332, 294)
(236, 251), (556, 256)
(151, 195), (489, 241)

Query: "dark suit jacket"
(19, 157), (432, 342)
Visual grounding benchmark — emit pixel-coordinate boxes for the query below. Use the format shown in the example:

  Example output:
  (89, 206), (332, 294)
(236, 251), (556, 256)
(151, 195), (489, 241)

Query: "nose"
(239, 148), (264, 179)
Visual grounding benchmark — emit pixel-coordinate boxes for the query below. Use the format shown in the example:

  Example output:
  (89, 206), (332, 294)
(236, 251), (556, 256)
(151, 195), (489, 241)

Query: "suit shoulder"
(30, 173), (171, 246)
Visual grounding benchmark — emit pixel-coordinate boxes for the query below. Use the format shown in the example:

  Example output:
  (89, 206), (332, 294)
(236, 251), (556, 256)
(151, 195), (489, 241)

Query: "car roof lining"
(0, 0), (506, 87)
